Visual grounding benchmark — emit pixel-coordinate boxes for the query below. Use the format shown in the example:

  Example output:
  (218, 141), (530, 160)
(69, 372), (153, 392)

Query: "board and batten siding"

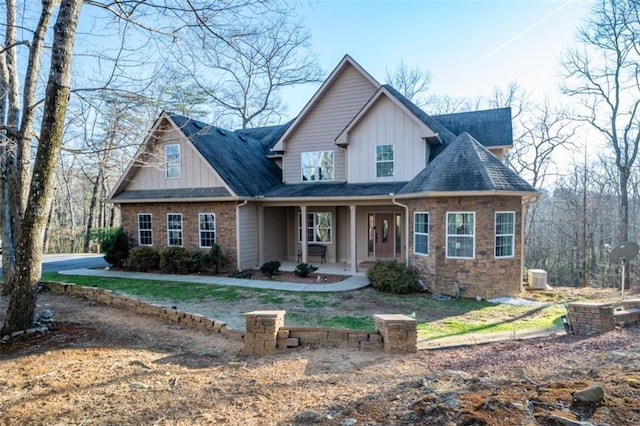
(126, 124), (225, 191)
(281, 64), (378, 183)
(347, 96), (429, 183)
(263, 207), (288, 262)
(238, 203), (258, 270)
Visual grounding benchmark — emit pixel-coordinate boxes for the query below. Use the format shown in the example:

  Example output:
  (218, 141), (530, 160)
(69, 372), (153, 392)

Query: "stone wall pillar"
(243, 310), (285, 355)
(373, 314), (417, 353)
(567, 302), (615, 334)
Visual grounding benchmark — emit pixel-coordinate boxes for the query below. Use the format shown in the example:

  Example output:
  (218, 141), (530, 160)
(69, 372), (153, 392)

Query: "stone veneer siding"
(120, 202), (238, 267)
(408, 196), (524, 299)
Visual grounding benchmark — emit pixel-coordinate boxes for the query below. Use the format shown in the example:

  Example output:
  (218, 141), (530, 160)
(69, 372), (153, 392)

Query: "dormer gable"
(272, 54), (380, 152)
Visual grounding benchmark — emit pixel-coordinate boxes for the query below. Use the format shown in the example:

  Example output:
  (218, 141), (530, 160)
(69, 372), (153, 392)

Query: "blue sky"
(283, 0), (590, 116)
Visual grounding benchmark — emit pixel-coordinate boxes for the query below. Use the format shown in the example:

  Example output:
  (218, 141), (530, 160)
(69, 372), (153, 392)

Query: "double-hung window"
(376, 144), (394, 177)
(138, 213), (152, 246)
(446, 212), (475, 259)
(199, 213), (216, 248)
(414, 212), (429, 255)
(165, 144), (181, 179)
(167, 213), (183, 246)
(495, 211), (515, 258)
(301, 150), (334, 181)
(298, 212), (332, 243)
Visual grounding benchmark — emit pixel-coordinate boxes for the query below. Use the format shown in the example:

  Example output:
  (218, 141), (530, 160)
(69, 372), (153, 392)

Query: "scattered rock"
(35, 309), (54, 327)
(547, 413), (592, 425)
(573, 384), (604, 403)
(129, 382), (150, 390)
(292, 410), (326, 423)
(341, 418), (357, 426)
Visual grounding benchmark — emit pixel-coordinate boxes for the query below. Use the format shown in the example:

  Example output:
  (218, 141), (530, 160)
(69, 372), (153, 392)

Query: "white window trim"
(301, 150), (335, 182)
(413, 211), (429, 256)
(375, 144), (395, 178)
(166, 213), (183, 247)
(165, 143), (181, 179)
(198, 213), (216, 248)
(298, 211), (333, 244)
(446, 211), (476, 259)
(495, 211), (515, 259)
(137, 213), (153, 246)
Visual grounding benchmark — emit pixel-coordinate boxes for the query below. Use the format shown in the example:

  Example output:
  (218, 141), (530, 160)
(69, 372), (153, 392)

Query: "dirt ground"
(1, 286), (639, 425)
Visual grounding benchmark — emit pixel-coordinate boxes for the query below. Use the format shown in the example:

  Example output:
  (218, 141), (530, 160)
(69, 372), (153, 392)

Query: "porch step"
(614, 307), (640, 327)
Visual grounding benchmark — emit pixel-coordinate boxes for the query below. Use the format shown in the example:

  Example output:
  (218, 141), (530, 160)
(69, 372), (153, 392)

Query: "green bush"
(367, 260), (421, 294)
(210, 243), (226, 274)
(125, 246), (160, 272)
(260, 260), (281, 278)
(159, 247), (203, 274)
(101, 227), (130, 268)
(294, 262), (318, 278)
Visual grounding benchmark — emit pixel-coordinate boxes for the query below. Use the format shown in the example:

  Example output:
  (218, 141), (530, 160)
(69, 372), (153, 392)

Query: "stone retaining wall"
(42, 282), (418, 356)
(41, 281), (243, 340)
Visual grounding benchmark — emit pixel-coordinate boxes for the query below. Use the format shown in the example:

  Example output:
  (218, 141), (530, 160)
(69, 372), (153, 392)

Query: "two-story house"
(109, 55), (538, 298)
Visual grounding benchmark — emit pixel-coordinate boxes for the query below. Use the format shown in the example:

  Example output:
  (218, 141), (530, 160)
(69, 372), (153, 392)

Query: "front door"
(375, 213), (395, 258)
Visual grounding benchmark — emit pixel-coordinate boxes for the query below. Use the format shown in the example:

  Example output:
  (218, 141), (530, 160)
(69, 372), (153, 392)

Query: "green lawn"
(42, 272), (565, 337)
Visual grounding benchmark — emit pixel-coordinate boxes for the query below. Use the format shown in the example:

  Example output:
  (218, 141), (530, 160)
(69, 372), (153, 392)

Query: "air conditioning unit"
(528, 269), (548, 289)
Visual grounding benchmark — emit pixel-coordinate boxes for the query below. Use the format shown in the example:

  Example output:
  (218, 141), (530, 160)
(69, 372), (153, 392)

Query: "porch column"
(257, 204), (265, 266)
(350, 204), (357, 274)
(300, 205), (308, 263)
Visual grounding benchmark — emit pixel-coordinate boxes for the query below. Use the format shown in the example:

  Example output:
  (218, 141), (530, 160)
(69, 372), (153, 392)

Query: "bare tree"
(561, 0), (640, 242)
(385, 61), (432, 106)
(174, 11), (322, 128)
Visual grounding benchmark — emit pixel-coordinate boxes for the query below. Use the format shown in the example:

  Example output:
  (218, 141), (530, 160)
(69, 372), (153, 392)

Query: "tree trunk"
(1, 0), (83, 335)
(84, 169), (102, 253)
(619, 169), (629, 242)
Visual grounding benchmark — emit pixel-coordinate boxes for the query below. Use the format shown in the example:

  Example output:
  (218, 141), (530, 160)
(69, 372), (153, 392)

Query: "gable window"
(414, 212), (429, 256)
(376, 144), (394, 177)
(165, 144), (181, 179)
(138, 213), (152, 246)
(167, 213), (183, 246)
(446, 212), (475, 259)
(301, 150), (334, 181)
(298, 212), (332, 243)
(495, 211), (515, 258)
(199, 213), (216, 248)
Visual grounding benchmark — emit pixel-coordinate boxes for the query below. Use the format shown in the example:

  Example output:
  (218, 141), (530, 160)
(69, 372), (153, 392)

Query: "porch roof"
(262, 181), (408, 198)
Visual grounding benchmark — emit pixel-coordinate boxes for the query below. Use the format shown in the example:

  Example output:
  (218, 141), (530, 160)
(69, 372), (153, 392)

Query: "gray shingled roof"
(234, 121), (292, 151)
(432, 108), (513, 148)
(111, 187), (231, 201)
(399, 132), (536, 194)
(264, 182), (408, 198)
(169, 114), (283, 197)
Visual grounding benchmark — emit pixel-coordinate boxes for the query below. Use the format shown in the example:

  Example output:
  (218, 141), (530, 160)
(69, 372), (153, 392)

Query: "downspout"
(391, 193), (410, 267)
(236, 200), (249, 271)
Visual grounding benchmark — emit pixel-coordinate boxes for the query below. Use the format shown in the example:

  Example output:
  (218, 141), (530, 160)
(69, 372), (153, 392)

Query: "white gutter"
(391, 193), (410, 267)
(236, 200), (249, 270)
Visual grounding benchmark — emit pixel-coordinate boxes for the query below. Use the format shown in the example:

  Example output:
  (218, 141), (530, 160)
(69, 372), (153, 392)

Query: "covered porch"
(256, 202), (408, 274)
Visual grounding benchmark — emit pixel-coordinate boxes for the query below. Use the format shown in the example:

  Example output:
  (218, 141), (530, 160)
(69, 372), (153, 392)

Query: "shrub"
(159, 247), (203, 274)
(125, 246), (160, 272)
(210, 243), (226, 274)
(260, 260), (281, 278)
(101, 227), (130, 268)
(294, 262), (318, 278)
(367, 260), (421, 294)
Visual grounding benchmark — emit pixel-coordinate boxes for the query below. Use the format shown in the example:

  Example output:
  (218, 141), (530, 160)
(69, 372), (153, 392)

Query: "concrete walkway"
(58, 268), (370, 292)
(418, 326), (566, 350)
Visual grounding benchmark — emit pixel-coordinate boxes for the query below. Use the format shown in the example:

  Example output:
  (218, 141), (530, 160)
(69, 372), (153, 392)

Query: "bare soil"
(1, 286), (639, 425)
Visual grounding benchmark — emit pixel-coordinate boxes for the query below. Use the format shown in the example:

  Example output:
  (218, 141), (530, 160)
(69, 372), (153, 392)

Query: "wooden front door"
(375, 213), (395, 258)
